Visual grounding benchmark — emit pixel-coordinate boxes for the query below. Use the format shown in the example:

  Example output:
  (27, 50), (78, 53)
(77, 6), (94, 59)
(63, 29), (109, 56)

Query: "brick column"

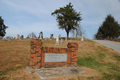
(30, 39), (42, 69)
(67, 42), (78, 67)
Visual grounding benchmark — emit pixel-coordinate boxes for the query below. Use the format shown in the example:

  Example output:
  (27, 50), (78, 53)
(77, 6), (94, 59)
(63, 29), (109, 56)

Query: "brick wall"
(30, 39), (78, 69)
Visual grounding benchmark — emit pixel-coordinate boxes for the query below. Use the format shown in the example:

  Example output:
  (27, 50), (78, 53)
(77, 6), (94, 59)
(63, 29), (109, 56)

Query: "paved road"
(93, 40), (120, 53)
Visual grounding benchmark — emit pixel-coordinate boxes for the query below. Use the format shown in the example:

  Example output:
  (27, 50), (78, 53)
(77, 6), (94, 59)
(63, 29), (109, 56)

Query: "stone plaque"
(45, 53), (67, 62)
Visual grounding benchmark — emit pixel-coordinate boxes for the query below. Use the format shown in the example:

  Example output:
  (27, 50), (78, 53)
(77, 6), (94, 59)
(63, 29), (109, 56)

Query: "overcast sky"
(0, 0), (120, 39)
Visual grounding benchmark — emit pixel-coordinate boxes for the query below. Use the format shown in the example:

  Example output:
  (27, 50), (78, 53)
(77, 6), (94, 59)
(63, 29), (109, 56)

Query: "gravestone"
(13, 37), (16, 39)
(31, 34), (33, 39)
(39, 31), (43, 40)
(65, 37), (67, 42)
(55, 35), (59, 45)
(0, 36), (3, 40)
(50, 34), (53, 40)
(81, 34), (84, 43)
(74, 28), (76, 38)
(16, 34), (20, 40)
(10, 37), (14, 40)
(61, 38), (63, 43)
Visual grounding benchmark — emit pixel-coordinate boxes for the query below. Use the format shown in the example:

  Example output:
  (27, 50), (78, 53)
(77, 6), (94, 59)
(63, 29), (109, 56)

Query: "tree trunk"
(65, 26), (69, 40)
(67, 31), (69, 40)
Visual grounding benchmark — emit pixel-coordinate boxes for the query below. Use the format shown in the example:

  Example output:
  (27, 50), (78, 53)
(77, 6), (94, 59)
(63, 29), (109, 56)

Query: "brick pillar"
(30, 39), (42, 69)
(67, 42), (78, 67)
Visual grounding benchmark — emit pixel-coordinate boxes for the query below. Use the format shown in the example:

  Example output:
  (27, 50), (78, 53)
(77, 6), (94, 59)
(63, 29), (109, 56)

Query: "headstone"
(61, 38), (63, 43)
(39, 31), (43, 40)
(65, 37), (67, 42)
(50, 34), (53, 40)
(20, 35), (24, 39)
(16, 34), (20, 40)
(10, 37), (14, 40)
(31, 34), (33, 39)
(74, 28), (76, 38)
(0, 36), (3, 40)
(55, 35), (59, 45)
(81, 34), (84, 43)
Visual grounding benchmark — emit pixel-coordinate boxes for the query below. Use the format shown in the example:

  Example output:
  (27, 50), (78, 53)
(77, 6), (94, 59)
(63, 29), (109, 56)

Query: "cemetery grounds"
(0, 38), (120, 80)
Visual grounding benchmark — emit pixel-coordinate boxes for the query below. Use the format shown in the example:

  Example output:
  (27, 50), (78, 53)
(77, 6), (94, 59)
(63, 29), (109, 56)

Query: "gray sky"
(0, 0), (120, 39)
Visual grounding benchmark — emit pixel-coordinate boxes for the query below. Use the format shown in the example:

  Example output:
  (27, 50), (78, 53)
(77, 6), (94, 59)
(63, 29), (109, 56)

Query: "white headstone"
(16, 34), (20, 40)
(74, 28), (76, 38)
(40, 33), (43, 40)
(55, 35), (59, 45)
(10, 37), (13, 40)
(65, 37), (67, 42)
(31, 34), (33, 39)
(81, 34), (84, 43)
(61, 38), (63, 43)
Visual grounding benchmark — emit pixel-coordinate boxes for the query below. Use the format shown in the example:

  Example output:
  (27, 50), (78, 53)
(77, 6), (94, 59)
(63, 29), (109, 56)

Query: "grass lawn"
(0, 38), (120, 80)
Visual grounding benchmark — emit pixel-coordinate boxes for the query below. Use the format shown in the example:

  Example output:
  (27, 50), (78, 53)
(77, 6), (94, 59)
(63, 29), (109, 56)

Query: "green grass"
(77, 57), (102, 70)
(0, 77), (9, 80)
(98, 53), (106, 58)
(87, 77), (94, 80)
(77, 53), (120, 80)
(0, 66), (22, 80)
(114, 55), (120, 61)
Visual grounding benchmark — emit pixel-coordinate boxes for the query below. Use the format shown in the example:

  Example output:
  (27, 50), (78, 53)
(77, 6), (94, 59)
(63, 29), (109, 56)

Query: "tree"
(95, 14), (120, 40)
(119, 24), (120, 35)
(51, 2), (82, 39)
(0, 16), (8, 37)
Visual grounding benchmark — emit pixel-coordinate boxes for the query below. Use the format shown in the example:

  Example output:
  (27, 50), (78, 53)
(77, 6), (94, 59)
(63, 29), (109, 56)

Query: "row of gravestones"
(0, 33), (54, 41)
(0, 28), (77, 40)
(55, 34), (84, 44)
(55, 35), (67, 45)
(16, 34), (24, 40)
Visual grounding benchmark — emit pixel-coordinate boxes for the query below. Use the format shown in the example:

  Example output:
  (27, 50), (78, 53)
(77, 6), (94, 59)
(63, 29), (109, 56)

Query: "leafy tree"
(95, 14), (120, 40)
(0, 16), (8, 37)
(51, 2), (82, 39)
